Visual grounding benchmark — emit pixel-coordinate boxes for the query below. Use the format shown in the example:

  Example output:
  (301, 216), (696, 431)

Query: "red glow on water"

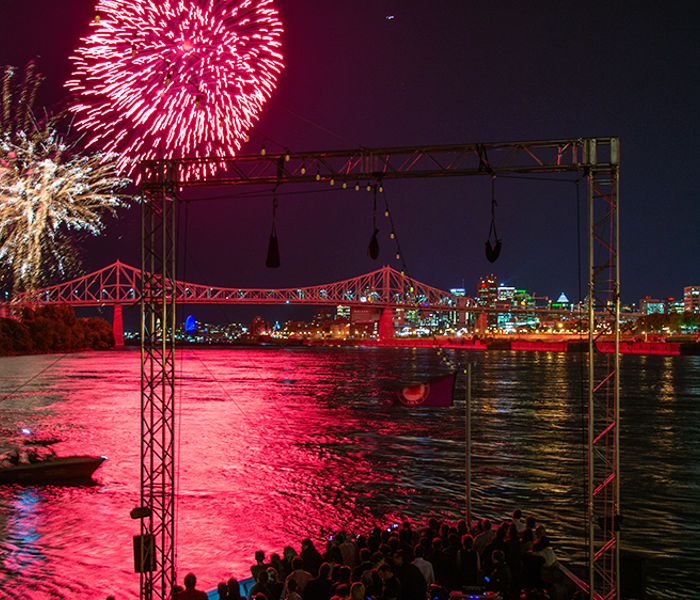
(65, 0), (284, 179)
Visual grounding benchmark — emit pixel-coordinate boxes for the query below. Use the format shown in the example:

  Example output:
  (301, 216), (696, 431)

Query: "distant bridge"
(11, 261), (476, 345)
(15, 260), (474, 310)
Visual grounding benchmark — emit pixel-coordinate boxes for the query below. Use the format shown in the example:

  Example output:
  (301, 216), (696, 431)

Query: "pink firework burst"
(66, 0), (284, 179)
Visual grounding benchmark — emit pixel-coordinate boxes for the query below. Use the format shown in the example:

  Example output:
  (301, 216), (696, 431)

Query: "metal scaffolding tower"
(586, 140), (621, 600)
(137, 180), (178, 599)
(139, 137), (620, 600)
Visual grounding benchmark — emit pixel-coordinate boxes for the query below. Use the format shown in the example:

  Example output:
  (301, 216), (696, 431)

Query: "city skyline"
(2, 1), (699, 310)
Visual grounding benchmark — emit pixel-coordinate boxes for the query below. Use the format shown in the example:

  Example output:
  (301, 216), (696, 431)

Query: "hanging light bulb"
(301, 163), (306, 175)
(330, 178), (335, 186)
(355, 182), (360, 191)
(342, 181), (347, 189)
(261, 142), (266, 156)
(284, 148), (290, 161)
(396, 252), (400, 259)
(379, 182), (383, 193)
(390, 231), (395, 239)
(366, 183), (371, 191)
(315, 168), (320, 181)
(384, 209), (389, 217)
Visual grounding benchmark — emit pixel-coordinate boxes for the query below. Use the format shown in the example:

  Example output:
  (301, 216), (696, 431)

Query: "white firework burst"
(1, 64), (130, 295)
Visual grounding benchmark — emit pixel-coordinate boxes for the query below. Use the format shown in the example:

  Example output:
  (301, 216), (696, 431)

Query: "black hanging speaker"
(368, 229), (380, 260)
(485, 239), (502, 263)
(266, 228), (280, 268)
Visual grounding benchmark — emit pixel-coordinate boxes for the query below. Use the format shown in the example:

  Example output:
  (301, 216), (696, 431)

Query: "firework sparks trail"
(1, 64), (130, 296)
(65, 0), (285, 180)
(0, 129), (130, 295)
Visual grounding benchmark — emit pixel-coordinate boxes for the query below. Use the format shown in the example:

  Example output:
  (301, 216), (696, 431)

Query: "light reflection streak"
(0, 349), (697, 599)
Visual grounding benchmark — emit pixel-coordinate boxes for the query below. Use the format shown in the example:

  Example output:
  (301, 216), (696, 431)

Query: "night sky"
(2, 1), (699, 325)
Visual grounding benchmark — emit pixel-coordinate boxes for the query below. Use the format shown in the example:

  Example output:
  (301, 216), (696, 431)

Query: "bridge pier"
(113, 304), (124, 347)
(378, 308), (395, 342)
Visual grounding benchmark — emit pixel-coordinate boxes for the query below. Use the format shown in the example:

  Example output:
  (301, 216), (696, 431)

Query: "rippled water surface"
(0, 347), (698, 599)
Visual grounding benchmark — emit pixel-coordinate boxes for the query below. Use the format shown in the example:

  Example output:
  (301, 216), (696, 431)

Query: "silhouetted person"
(378, 564), (401, 600)
(364, 569), (383, 598)
(350, 582), (366, 600)
(176, 573), (208, 600)
(267, 567), (284, 600)
(249, 569), (271, 600)
(217, 581), (229, 599)
(428, 537), (459, 592)
(412, 544), (434, 587)
(485, 550), (512, 599)
(520, 529), (546, 590)
(512, 509), (526, 534)
(330, 566), (353, 597)
(271, 554), (290, 580)
(474, 519), (494, 555)
(391, 549), (426, 600)
(285, 578), (302, 600)
(301, 538), (324, 577)
(353, 548), (373, 582)
(521, 516), (537, 542)
(457, 534), (480, 588)
(505, 523), (524, 590)
(304, 562), (333, 600)
(482, 523), (509, 576)
(284, 556), (313, 596)
(252, 550), (272, 581)
(228, 578), (244, 600)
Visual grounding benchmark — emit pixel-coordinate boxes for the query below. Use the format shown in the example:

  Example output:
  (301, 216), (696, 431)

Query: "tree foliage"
(633, 311), (699, 334)
(0, 304), (114, 356)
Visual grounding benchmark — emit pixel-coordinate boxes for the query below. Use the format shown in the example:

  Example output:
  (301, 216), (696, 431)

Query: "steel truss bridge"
(15, 260), (478, 311)
(137, 138), (619, 600)
(14, 260), (592, 347)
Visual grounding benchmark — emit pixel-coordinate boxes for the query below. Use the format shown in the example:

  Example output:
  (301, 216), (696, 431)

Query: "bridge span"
(11, 260), (475, 344)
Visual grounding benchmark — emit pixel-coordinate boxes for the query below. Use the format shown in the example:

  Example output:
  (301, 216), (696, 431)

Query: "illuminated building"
(665, 298), (685, 313)
(448, 288), (466, 327)
(477, 274), (498, 328)
(248, 316), (269, 335)
(684, 286), (700, 313)
(477, 274), (498, 307)
(640, 297), (664, 315)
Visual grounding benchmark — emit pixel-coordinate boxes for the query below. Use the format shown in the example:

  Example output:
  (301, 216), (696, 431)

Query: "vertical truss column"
(140, 180), (177, 600)
(586, 139), (620, 600)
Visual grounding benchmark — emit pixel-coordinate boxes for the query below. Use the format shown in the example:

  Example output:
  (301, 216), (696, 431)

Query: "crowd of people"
(173, 510), (575, 600)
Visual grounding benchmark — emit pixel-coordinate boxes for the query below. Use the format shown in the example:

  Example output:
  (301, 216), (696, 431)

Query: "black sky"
(2, 1), (699, 325)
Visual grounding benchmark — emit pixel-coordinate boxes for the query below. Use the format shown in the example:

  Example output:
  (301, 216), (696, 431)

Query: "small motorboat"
(0, 448), (106, 485)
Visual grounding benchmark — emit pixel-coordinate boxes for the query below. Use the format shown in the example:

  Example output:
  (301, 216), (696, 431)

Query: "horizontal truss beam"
(141, 138), (619, 188)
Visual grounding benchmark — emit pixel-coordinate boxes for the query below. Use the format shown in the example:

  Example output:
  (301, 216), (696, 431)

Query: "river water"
(0, 346), (697, 599)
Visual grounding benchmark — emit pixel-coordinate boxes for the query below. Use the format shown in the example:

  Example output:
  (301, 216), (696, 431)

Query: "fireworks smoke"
(0, 64), (130, 296)
(65, 0), (284, 179)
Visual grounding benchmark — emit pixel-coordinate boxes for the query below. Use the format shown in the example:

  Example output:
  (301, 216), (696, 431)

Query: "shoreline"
(120, 336), (700, 356)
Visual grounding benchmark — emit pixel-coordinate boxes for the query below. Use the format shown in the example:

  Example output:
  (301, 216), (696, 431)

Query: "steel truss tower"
(138, 179), (178, 598)
(139, 138), (619, 600)
(586, 140), (621, 600)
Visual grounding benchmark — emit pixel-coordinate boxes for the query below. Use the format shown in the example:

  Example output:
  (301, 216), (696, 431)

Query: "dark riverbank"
(0, 304), (114, 356)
